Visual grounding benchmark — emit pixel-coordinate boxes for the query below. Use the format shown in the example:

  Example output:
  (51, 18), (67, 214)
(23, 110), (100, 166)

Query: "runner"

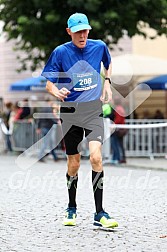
(42, 13), (118, 228)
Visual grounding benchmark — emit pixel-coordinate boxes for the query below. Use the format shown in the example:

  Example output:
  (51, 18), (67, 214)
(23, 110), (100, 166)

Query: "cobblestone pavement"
(0, 155), (167, 252)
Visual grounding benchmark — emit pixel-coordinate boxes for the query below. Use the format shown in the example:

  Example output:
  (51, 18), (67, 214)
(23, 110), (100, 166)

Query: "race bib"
(73, 72), (97, 91)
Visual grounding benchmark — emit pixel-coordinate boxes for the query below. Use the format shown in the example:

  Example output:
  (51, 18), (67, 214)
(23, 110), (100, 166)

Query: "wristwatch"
(105, 77), (112, 84)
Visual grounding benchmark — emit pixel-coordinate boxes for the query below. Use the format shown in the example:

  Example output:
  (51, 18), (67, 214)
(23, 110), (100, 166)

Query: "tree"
(0, 0), (167, 71)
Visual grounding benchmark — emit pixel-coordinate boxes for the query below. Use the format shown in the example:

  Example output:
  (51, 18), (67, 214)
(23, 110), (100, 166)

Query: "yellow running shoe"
(94, 210), (118, 228)
(63, 207), (77, 226)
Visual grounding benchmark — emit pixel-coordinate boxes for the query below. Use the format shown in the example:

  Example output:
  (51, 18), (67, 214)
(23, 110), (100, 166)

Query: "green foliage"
(0, 0), (167, 71)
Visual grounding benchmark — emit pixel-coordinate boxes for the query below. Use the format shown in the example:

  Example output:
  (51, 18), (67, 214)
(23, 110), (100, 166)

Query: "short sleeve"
(102, 43), (111, 70)
(41, 47), (62, 83)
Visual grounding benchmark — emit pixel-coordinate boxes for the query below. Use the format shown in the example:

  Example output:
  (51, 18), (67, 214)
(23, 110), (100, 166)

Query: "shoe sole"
(63, 223), (76, 226)
(94, 221), (118, 228)
(63, 220), (76, 226)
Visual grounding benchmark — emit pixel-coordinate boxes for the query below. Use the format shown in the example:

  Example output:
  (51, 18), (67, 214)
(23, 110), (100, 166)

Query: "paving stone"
(0, 155), (166, 251)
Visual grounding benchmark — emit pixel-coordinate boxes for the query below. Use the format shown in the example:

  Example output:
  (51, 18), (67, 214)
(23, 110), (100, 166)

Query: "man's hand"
(100, 80), (112, 103)
(56, 87), (71, 102)
(46, 81), (70, 102)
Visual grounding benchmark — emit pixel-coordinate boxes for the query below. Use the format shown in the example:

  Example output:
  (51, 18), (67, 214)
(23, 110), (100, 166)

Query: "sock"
(92, 170), (104, 214)
(66, 173), (78, 208)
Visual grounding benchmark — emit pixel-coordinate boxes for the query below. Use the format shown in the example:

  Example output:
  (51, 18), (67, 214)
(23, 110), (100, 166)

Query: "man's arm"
(101, 62), (112, 103)
(46, 80), (70, 102)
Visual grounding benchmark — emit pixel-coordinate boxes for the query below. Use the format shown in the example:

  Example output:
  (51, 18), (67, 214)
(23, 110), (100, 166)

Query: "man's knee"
(90, 152), (102, 166)
(67, 154), (80, 176)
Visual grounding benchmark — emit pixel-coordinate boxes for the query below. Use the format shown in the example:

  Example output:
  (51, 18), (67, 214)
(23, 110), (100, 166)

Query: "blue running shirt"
(42, 39), (111, 102)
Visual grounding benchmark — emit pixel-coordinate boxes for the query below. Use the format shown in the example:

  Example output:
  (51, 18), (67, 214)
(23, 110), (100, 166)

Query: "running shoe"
(94, 210), (118, 228)
(63, 207), (77, 226)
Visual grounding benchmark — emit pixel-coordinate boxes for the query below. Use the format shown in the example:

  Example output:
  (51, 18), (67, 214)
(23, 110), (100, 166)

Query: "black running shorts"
(60, 100), (104, 155)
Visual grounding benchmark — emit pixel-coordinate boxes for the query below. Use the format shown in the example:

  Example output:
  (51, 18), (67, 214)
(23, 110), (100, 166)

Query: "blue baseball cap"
(67, 13), (92, 33)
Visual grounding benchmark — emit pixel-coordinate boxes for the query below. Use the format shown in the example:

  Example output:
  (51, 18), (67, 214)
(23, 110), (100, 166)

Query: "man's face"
(66, 29), (89, 48)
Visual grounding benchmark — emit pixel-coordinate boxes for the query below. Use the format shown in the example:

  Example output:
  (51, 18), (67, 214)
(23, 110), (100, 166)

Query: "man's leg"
(66, 154), (80, 208)
(111, 132), (121, 163)
(119, 136), (126, 163)
(38, 128), (49, 161)
(63, 154), (80, 226)
(89, 140), (119, 228)
(61, 123), (83, 226)
(89, 141), (103, 213)
(49, 125), (58, 161)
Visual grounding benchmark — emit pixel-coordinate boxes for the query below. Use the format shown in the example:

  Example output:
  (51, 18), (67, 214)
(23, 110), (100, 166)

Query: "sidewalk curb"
(124, 164), (167, 172)
(103, 162), (167, 172)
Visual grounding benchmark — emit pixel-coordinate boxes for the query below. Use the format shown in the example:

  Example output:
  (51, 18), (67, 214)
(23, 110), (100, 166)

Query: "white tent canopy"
(111, 54), (167, 76)
(106, 54), (167, 118)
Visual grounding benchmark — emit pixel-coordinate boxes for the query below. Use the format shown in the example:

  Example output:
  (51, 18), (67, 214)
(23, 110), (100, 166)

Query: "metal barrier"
(124, 119), (167, 158)
(34, 123), (66, 158)
(12, 120), (34, 151)
(11, 120), (66, 158)
(1, 119), (167, 158)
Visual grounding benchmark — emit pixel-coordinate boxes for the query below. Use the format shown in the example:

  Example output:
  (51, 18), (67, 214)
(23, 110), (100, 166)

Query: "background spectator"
(19, 98), (31, 119)
(3, 102), (13, 152)
(153, 109), (164, 119)
(36, 99), (59, 162)
(142, 110), (151, 119)
(105, 98), (127, 164)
